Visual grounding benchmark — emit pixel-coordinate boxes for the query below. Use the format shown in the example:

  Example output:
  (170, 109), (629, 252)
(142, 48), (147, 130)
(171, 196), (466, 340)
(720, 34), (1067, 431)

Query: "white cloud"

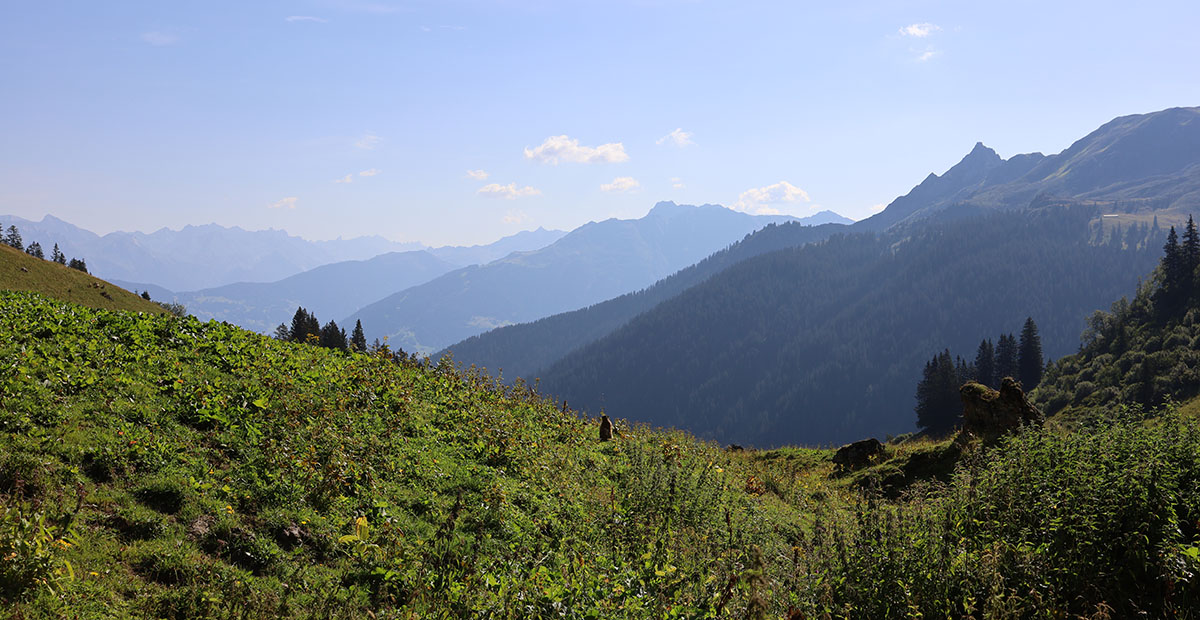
(355, 134), (382, 150)
(524, 135), (629, 165)
(899, 22), (940, 37)
(916, 47), (940, 62)
(656, 128), (694, 147)
(478, 183), (541, 200)
(671, 177), (685, 189)
(285, 15), (327, 23)
(734, 181), (811, 214)
(503, 210), (530, 224)
(466, 169), (489, 180)
(600, 176), (640, 193)
(141, 31), (178, 46)
(332, 169), (379, 184)
(269, 197), (298, 209)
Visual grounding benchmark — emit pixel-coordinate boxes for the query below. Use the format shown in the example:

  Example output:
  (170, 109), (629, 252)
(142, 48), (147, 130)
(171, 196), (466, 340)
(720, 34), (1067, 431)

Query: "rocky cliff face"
(959, 377), (1043, 440)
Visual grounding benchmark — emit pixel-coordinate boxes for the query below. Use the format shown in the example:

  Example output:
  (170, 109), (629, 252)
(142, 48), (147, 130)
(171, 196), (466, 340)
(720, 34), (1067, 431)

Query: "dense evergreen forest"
(441, 221), (843, 381)
(914, 317), (1044, 435)
(538, 206), (1164, 446)
(1035, 216), (1200, 416)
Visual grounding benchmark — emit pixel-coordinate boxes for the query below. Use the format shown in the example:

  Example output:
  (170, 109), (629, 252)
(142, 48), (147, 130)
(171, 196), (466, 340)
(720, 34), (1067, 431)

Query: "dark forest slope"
(440, 221), (843, 381)
(538, 207), (1162, 447)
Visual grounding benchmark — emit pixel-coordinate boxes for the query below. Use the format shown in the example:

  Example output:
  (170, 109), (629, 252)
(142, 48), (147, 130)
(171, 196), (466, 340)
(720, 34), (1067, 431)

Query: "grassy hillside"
(3, 291), (1200, 617)
(0, 243), (164, 315)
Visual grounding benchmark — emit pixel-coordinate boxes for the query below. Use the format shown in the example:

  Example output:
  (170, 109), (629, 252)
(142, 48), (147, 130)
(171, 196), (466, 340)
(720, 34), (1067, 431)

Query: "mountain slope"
(5, 293), (1200, 618)
(537, 206), (1162, 447)
(441, 221), (844, 380)
(346, 202), (801, 353)
(426, 226), (566, 266)
(0, 242), (164, 314)
(857, 106), (1200, 231)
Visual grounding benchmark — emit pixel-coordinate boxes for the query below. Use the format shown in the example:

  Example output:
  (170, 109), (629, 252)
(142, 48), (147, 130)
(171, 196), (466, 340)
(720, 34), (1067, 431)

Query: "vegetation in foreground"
(3, 289), (1200, 618)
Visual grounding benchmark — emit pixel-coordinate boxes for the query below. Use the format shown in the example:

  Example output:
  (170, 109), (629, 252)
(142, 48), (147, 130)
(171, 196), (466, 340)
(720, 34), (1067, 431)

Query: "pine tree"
(350, 320), (367, 352)
(915, 350), (962, 435)
(1018, 317), (1044, 390)
(24, 241), (44, 259)
(1159, 225), (1187, 314)
(272, 323), (289, 340)
(67, 257), (88, 273)
(995, 333), (1019, 383)
(4, 225), (22, 249)
(1183, 215), (1200, 274)
(319, 320), (347, 350)
(141, 290), (151, 300)
(974, 339), (996, 388)
(51, 243), (66, 265)
(289, 307), (317, 343)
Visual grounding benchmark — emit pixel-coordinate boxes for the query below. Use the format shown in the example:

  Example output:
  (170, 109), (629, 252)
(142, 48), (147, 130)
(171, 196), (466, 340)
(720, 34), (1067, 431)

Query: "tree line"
(915, 317), (1043, 435)
(275, 307), (368, 353)
(4, 225), (88, 273)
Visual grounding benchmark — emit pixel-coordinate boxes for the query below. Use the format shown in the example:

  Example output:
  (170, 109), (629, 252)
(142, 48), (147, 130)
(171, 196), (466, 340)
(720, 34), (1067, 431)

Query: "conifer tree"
(289, 307), (318, 343)
(67, 257), (88, 273)
(51, 243), (66, 264)
(1018, 317), (1044, 390)
(974, 339), (996, 388)
(25, 241), (44, 259)
(350, 320), (367, 352)
(319, 320), (347, 350)
(915, 350), (962, 435)
(1159, 225), (1186, 314)
(272, 323), (289, 340)
(4, 225), (22, 249)
(141, 290), (151, 300)
(1183, 215), (1200, 274)
(995, 333), (1019, 383)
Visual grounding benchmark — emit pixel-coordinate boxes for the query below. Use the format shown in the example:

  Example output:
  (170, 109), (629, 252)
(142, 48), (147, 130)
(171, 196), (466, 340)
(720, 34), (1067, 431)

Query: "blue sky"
(2, 1), (1198, 246)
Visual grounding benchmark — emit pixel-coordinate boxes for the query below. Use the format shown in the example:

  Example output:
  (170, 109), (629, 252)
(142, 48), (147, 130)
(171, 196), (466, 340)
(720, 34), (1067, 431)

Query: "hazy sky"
(2, 1), (1198, 246)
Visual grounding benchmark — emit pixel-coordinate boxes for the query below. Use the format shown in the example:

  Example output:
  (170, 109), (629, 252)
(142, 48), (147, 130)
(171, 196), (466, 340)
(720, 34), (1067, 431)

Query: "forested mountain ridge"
(1034, 216), (1200, 417)
(857, 106), (1200, 231)
(440, 221), (844, 380)
(346, 203), (813, 353)
(537, 206), (1162, 447)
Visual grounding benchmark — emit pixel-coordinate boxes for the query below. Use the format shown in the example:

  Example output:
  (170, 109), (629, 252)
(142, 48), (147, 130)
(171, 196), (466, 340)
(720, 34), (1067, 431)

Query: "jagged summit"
(857, 106), (1200, 232)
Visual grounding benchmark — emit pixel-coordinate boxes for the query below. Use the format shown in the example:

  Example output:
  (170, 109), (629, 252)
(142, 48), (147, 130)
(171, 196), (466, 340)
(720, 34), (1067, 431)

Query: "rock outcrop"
(959, 377), (1043, 440)
(832, 437), (885, 473)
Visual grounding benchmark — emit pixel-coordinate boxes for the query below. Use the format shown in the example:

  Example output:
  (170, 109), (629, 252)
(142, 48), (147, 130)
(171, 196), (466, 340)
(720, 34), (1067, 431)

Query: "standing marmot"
(599, 414), (613, 441)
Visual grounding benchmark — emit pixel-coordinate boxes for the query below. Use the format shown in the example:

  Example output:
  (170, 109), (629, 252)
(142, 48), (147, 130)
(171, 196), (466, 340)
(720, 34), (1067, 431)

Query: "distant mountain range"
(144, 251), (457, 334)
(112, 227), (567, 334)
(0, 215), (566, 292)
(346, 203), (843, 353)
(448, 106), (1200, 447)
